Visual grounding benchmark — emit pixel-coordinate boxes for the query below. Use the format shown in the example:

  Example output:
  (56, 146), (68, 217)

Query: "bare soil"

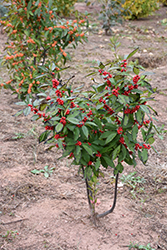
(0, 3), (167, 250)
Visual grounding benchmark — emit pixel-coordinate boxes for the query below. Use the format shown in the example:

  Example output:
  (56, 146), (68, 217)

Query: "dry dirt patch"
(0, 3), (167, 250)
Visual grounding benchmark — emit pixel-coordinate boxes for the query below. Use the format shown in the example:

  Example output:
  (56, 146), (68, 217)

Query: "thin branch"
(96, 173), (119, 218)
(1, 218), (28, 225)
(82, 166), (92, 208)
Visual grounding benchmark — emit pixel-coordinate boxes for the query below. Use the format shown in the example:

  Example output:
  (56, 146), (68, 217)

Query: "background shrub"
(98, 0), (128, 35)
(160, 0), (167, 6)
(0, 0), (87, 99)
(123, 0), (159, 19)
(0, 0), (8, 17)
(53, 0), (77, 17)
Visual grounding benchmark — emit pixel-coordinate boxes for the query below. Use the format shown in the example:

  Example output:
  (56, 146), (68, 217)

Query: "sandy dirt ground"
(0, 3), (167, 250)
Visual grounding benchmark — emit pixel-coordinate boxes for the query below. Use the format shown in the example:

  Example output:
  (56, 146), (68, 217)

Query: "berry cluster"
(117, 127), (123, 134)
(120, 59), (127, 72)
(135, 143), (151, 150)
(60, 117), (66, 126)
(124, 104), (140, 114)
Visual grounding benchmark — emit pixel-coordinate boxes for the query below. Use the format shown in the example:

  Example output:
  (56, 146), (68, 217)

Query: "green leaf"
(67, 117), (80, 125)
(140, 105), (150, 114)
(118, 95), (130, 105)
(103, 156), (115, 168)
(84, 166), (92, 179)
(100, 157), (108, 168)
(75, 146), (81, 163)
(73, 127), (80, 141)
(24, 30), (29, 37)
(132, 124), (138, 141)
(82, 126), (89, 139)
(85, 121), (97, 127)
(40, 103), (47, 111)
(44, 172), (49, 178)
(105, 132), (117, 144)
(31, 169), (41, 175)
(141, 128), (147, 141)
(39, 131), (51, 143)
(125, 47), (139, 60)
(109, 77), (116, 86)
(14, 110), (23, 117)
(138, 149), (148, 164)
(82, 144), (93, 156)
(112, 145), (121, 160)
(123, 114), (129, 127)
(104, 124), (117, 130)
(68, 110), (80, 118)
(133, 66), (140, 75)
(148, 137), (155, 144)
(118, 145), (127, 162)
(27, 0), (32, 10)
(31, 114), (39, 121)
(115, 162), (124, 174)
(23, 106), (31, 116)
(82, 149), (90, 163)
(15, 101), (26, 105)
(55, 123), (63, 133)
(95, 158), (100, 170)
(94, 117), (102, 129)
(100, 131), (113, 139)
(98, 61), (105, 69)
(135, 109), (144, 125)
(60, 149), (73, 158)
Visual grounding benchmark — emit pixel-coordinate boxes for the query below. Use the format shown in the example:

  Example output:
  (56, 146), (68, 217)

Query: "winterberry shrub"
(18, 48), (157, 222)
(52, 0), (77, 17)
(0, 0), (8, 17)
(160, 0), (167, 6)
(123, 0), (159, 20)
(0, 0), (88, 99)
(98, 0), (129, 35)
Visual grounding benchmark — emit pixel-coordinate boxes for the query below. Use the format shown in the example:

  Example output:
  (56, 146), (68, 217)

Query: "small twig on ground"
(0, 218), (28, 225)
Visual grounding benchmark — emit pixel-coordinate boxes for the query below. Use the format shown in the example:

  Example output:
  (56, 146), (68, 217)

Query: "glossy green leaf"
(105, 132), (117, 144)
(100, 157), (108, 168)
(133, 66), (140, 75)
(67, 117), (80, 124)
(14, 110), (23, 117)
(55, 123), (63, 133)
(82, 126), (89, 139)
(112, 145), (121, 160)
(118, 145), (127, 162)
(23, 106), (31, 116)
(15, 101), (26, 105)
(75, 146), (81, 163)
(132, 124), (138, 141)
(135, 109), (144, 125)
(82, 144), (93, 156)
(138, 149), (148, 164)
(95, 158), (101, 170)
(125, 47), (139, 60)
(82, 149), (90, 163)
(141, 128), (147, 141)
(85, 121), (97, 127)
(103, 156), (115, 168)
(148, 137), (155, 144)
(118, 95), (130, 105)
(100, 131), (114, 139)
(73, 127), (80, 141)
(115, 162), (124, 174)
(84, 166), (92, 179)
(39, 131), (51, 143)
(40, 103), (47, 111)
(123, 114), (129, 126)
